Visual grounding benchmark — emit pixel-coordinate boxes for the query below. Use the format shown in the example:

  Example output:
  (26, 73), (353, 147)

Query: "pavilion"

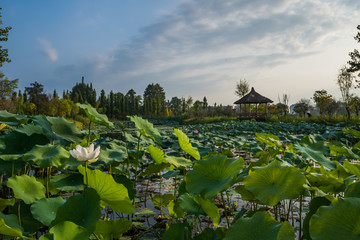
(234, 87), (273, 120)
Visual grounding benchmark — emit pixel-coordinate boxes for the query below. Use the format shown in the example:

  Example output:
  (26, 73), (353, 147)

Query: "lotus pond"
(0, 104), (360, 239)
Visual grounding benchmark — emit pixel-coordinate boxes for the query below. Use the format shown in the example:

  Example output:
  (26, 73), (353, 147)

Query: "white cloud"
(39, 39), (58, 62)
(54, 0), (360, 105)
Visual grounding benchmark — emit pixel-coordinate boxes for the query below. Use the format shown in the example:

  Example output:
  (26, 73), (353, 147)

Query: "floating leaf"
(134, 208), (156, 217)
(225, 211), (294, 240)
(24, 144), (70, 168)
(0, 213), (23, 237)
(244, 160), (306, 206)
(174, 128), (200, 160)
(51, 188), (101, 234)
(78, 166), (134, 214)
(310, 197), (360, 240)
(94, 219), (132, 240)
(7, 175), (46, 204)
(77, 103), (114, 129)
(186, 155), (244, 199)
(31, 197), (66, 226)
(50, 221), (89, 240)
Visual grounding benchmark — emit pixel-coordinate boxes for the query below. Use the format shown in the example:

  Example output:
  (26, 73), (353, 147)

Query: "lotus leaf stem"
(221, 191), (230, 228)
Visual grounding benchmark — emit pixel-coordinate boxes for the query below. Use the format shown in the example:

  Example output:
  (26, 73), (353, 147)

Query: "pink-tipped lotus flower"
(70, 143), (100, 163)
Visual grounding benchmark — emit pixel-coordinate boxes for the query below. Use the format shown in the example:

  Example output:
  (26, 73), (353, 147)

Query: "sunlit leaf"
(0, 198), (15, 211)
(174, 128), (200, 160)
(24, 144), (70, 168)
(78, 166), (134, 214)
(244, 160), (306, 206)
(186, 155), (244, 199)
(77, 103), (114, 129)
(7, 174), (46, 204)
(95, 219), (132, 240)
(50, 221), (89, 240)
(129, 116), (162, 144)
(0, 213), (23, 237)
(147, 145), (167, 164)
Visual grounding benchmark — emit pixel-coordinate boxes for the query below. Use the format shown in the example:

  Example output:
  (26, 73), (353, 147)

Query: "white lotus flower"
(70, 144), (100, 163)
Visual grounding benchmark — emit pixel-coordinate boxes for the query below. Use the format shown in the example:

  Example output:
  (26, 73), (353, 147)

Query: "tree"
(348, 25), (360, 85)
(235, 78), (250, 98)
(337, 66), (354, 119)
(70, 76), (96, 106)
(0, 8), (11, 68)
(313, 90), (332, 115)
(143, 83), (166, 116)
(277, 94), (290, 116)
(293, 99), (310, 117)
(0, 72), (18, 99)
(25, 81), (49, 114)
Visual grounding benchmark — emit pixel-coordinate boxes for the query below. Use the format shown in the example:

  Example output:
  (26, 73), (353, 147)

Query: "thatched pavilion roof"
(234, 87), (273, 104)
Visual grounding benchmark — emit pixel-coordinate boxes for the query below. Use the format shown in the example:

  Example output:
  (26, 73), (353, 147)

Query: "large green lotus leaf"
(169, 200), (186, 219)
(310, 197), (360, 240)
(234, 185), (258, 202)
(174, 128), (200, 160)
(165, 156), (192, 168)
(0, 213), (23, 237)
(343, 128), (360, 138)
(255, 133), (282, 148)
(345, 182), (360, 198)
(24, 144), (70, 168)
(147, 144), (167, 164)
(50, 221), (89, 240)
(0, 110), (28, 124)
(152, 194), (175, 208)
(94, 219), (132, 240)
(50, 173), (85, 192)
(0, 198), (15, 211)
(343, 160), (360, 179)
(45, 116), (83, 143)
(306, 173), (344, 194)
(179, 193), (219, 225)
(7, 175), (46, 204)
(77, 103), (114, 129)
(224, 211), (294, 240)
(186, 155), (244, 199)
(302, 197), (332, 240)
(0, 126), (49, 154)
(98, 147), (127, 164)
(294, 136), (335, 170)
(244, 160), (305, 206)
(129, 116), (162, 144)
(320, 161), (351, 180)
(140, 162), (169, 177)
(328, 141), (359, 159)
(31, 197), (66, 226)
(78, 166), (134, 214)
(51, 188), (101, 233)
(162, 222), (192, 240)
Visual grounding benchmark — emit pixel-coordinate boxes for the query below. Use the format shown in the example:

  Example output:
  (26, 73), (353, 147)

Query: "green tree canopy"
(0, 8), (11, 68)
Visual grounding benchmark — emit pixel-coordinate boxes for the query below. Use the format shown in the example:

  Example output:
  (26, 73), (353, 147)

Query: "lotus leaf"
(147, 144), (167, 164)
(186, 155), (244, 199)
(24, 144), (70, 168)
(179, 193), (220, 225)
(0, 213), (23, 237)
(310, 197), (360, 240)
(50, 173), (85, 192)
(162, 222), (192, 240)
(165, 155), (192, 168)
(113, 175), (136, 200)
(152, 194), (175, 208)
(0, 110), (28, 124)
(345, 181), (360, 198)
(51, 188), (101, 233)
(98, 148), (127, 164)
(174, 128), (200, 160)
(49, 221), (89, 240)
(134, 208), (156, 217)
(94, 218), (132, 240)
(78, 165), (135, 214)
(77, 103), (114, 129)
(328, 141), (359, 159)
(129, 116), (161, 144)
(0, 198), (15, 211)
(7, 175), (46, 204)
(31, 197), (66, 226)
(8, 201), (43, 233)
(255, 133), (282, 148)
(224, 211), (294, 240)
(343, 160), (360, 178)
(244, 160), (306, 206)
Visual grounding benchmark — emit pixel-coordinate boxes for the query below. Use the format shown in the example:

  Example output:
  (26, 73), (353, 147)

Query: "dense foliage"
(0, 105), (360, 239)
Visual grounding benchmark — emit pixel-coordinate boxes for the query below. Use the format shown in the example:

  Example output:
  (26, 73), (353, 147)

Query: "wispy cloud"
(54, 0), (360, 104)
(39, 39), (58, 62)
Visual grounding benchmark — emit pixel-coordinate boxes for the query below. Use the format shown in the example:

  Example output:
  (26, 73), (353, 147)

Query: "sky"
(1, 0), (360, 106)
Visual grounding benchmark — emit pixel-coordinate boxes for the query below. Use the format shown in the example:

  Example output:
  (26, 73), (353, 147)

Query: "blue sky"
(1, 0), (360, 105)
